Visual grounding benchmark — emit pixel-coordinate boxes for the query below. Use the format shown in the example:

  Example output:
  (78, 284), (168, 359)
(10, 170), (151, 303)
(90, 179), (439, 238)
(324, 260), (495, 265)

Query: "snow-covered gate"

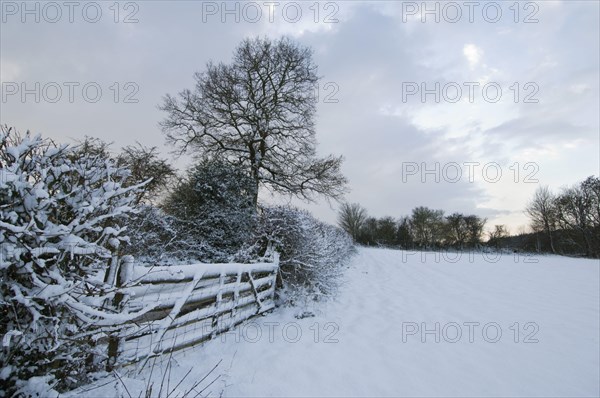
(105, 254), (279, 368)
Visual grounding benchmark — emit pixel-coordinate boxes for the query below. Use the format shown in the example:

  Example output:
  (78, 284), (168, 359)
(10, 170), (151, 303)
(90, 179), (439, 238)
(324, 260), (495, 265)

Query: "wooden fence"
(103, 254), (279, 369)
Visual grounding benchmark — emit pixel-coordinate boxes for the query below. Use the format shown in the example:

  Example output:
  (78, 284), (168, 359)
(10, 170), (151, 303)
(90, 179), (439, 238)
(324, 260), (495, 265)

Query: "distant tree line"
(337, 203), (487, 250)
(338, 175), (600, 258)
(523, 176), (600, 257)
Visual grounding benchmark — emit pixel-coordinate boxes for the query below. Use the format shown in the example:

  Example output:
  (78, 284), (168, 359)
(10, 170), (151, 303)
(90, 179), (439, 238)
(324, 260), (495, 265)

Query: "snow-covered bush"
(254, 206), (354, 303)
(160, 158), (257, 262)
(122, 205), (220, 264)
(0, 127), (145, 396)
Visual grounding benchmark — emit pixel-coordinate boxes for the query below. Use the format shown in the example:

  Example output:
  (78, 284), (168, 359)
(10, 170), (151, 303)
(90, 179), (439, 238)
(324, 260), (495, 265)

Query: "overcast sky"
(1, 0), (599, 233)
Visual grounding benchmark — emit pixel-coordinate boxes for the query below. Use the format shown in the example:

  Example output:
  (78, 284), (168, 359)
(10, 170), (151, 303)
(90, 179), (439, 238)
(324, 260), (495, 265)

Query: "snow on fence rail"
(104, 254), (279, 369)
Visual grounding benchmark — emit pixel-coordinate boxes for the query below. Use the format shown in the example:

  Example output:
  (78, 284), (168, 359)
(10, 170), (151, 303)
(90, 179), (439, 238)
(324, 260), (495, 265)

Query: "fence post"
(272, 251), (280, 294)
(232, 271), (242, 320)
(273, 251), (284, 289)
(211, 271), (226, 338)
(103, 253), (118, 285)
(106, 255), (134, 371)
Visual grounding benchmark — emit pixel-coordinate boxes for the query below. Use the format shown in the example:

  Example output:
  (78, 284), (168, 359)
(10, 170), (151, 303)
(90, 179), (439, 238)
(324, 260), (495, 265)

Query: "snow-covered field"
(72, 247), (600, 397)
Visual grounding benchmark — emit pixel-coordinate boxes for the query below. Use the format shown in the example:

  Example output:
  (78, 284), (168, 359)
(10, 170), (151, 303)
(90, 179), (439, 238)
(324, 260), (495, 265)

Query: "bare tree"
(117, 143), (176, 204)
(555, 179), (598, 257)
(525, 186), (557, 254)
(337, 203), (368, 242)
(446, 213), (468, 249)
(581, 176), (600, 229)
(488, 224), (509, 249)
(376, 216), (398, 247)
(410, 206), (445, 249)
(68, 137), (175, 204)
(396, 216), (413, 249)
(160, 37), (347, 206)
(464, 215), (486, 248)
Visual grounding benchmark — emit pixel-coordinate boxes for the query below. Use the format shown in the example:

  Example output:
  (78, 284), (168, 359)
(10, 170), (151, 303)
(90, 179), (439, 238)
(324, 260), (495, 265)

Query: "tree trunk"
(582, 229), (593, 257)
(548, 231), (556, 254)
(252, 178), (259, 209)
(544, 221), (556, 254)
(248, 144), (260, 208)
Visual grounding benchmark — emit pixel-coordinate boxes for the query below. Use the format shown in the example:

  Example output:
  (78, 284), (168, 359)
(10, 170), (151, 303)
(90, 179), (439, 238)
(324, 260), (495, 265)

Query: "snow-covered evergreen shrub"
(0, 128), (145, 396)
(255, 206), (354, 303)
(160, 158), (257, 262)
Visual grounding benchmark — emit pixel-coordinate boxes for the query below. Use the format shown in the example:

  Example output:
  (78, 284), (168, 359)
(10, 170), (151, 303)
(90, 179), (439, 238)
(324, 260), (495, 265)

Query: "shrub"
(253, 206), (354, 303)
(122, 205), (221, 264)
(160, 158), (257, 262)
(0, 127), (145, 396)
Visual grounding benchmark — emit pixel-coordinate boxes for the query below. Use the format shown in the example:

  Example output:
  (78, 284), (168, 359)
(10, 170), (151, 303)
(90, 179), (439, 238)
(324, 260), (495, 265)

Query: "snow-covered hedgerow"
(122, 158), (259, 265)
(158, 158), (258, 263)
(121, 205), (220, 264)
(0, 127), (145, 396)
(254, 206), (355, 303)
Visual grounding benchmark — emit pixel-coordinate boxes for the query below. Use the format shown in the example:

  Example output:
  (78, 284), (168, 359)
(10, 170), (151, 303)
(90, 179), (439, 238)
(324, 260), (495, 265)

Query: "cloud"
(1, 1), (598, 231)
(0, 60), (21, 83)
(463, 44), (483, 69)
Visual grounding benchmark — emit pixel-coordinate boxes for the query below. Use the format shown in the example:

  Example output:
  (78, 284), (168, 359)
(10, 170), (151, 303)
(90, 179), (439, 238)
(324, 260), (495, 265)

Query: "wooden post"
(106, 256), (134, 371)
(271, 252), (280, 300)
(232, 271), (242, 319)
(103, 243), (121, 285)
(118, 256), (134, 288)
(211, 272), (225, 338)
(274, 251), (284, 289)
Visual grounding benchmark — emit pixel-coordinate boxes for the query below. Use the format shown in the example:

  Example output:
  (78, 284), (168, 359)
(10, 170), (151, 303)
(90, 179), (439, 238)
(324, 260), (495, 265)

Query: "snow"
(68, 247), (600, 397)
(131, 261), (279, 283)
(2, 331), (23, 348)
